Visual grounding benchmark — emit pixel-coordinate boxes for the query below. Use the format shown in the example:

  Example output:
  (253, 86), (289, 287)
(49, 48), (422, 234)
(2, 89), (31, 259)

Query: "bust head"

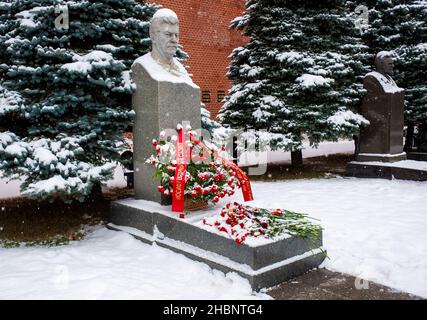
(374, 51), (395, 77)
(149, 9), (179, 66)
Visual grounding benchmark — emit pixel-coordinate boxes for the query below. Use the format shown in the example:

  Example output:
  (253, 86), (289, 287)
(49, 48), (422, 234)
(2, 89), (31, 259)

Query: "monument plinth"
(108, 199), (326, 290)
(132, 54), (201, 203)
(357, 70), (406, 162)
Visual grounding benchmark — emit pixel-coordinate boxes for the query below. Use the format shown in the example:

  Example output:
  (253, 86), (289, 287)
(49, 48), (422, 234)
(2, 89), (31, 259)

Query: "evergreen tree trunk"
(404, 123), (415, 152)
(353, 134), (359, 159)
(291, 150), (303, 168)
(88, 181), (104, 202)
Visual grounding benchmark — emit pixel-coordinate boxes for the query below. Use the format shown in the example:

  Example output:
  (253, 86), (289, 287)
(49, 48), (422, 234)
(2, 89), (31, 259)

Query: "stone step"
(109, 198), (326, 290)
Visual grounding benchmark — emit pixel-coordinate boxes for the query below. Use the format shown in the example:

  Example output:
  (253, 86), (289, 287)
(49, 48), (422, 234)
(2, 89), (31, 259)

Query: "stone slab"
(131, 60), (201, 203)
(407, 152), (427, 162)
(108, 198), (326, 290)
(356, 152), (407, 163)
(346, 161), (427, 181)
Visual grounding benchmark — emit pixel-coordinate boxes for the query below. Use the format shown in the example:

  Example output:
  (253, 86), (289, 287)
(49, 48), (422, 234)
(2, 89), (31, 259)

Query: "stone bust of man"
(364, 51), (403, 94)
(132, 8), (196, 87)
(150, 8), (181, 74)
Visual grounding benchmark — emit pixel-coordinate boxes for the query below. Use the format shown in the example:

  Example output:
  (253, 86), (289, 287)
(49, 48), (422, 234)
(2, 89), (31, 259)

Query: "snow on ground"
(0, 178), (22, 200)
(0, 227), (269, 300)
(233, 178), (427, 298)
(0, 177), (426, 299)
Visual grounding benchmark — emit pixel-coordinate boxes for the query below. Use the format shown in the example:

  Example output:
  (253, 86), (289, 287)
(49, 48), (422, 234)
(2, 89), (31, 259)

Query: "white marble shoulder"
(132, 53), (199, 89)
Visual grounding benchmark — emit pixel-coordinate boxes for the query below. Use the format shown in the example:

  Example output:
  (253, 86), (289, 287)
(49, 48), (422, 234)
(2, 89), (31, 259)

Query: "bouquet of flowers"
(146, 125), (241, 210)
(203, 202), (323, 245)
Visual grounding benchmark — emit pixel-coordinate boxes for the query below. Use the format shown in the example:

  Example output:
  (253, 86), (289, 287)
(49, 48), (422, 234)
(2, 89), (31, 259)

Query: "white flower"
(159, 130), (166, 138)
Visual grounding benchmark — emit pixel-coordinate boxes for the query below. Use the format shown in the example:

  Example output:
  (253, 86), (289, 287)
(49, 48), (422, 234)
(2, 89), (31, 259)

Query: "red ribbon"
(172, 129), (187, 212)
(171, 129), (254, 212)
(185, 132), (254, 203)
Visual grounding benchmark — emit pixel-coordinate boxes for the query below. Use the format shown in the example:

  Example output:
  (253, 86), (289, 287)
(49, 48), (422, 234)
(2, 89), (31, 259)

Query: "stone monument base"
(346, 160), (427, 181)
(355, 152), (407, 162)
(108, 199), (326, 290)
(407, 152), (427, 162)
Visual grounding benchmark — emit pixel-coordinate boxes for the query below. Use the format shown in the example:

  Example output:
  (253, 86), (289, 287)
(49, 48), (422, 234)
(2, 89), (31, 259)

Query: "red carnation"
(272, 209), (282, 216)
(218, 227), (227, 233)
(167, 166), (175, 173)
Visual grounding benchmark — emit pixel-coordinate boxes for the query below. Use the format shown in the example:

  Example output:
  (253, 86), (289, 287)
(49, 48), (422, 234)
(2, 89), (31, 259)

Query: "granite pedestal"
(356, 72), (406, 163)
(346, 160), (427, 181)
(407, 152), (427, 162)
(108, 199), (326, 290)
(131, 54), (201, 204)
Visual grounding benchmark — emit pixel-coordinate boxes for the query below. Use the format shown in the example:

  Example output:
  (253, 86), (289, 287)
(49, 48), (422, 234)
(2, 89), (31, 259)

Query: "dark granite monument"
(347, 51), (427, 181)
(356, 51), (406, 162)
(418, 123), (427, 153)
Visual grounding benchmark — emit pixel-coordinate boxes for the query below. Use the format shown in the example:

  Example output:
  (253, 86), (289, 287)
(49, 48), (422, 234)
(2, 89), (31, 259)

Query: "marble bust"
(132, 8), (197, 88)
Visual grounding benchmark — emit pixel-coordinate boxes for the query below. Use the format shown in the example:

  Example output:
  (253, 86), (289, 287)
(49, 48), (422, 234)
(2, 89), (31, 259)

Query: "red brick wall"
(147, 0), (247, 119)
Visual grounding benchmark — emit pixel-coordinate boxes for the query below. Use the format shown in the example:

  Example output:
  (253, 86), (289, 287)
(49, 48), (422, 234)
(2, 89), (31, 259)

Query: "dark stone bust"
(356, 51), (406, 162)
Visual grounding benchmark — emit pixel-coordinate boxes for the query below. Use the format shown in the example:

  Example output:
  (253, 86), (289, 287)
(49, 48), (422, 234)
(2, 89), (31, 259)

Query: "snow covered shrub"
(218, 0), (370, 165)
(0, 0), (168, 200)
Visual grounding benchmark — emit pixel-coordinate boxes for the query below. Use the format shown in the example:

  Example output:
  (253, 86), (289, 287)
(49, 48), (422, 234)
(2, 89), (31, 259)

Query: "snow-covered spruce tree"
(0, 0), (162, 201)
(349, 0), (427, 148)
(218, 0), (369, 166)
(201, 104), (232, 143)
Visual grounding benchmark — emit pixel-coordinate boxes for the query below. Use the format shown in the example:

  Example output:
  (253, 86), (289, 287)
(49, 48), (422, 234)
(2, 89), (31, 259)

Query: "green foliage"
(349, 0), (427, 124)
(218, 0), (370, 153)
(0, 0), (162, 200)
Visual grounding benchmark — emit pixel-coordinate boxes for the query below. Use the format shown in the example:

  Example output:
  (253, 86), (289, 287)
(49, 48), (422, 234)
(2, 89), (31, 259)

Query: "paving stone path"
(268, 269), (422, 300)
